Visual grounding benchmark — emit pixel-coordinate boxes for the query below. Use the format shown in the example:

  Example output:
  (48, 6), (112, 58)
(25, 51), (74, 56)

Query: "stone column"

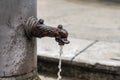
(0, 0), (38, 79)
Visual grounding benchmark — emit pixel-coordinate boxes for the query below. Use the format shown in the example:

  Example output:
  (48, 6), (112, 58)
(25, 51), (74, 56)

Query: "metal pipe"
(24, 17), (69, 45)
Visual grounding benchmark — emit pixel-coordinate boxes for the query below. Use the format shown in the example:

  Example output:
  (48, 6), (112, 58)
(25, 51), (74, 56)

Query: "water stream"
(57, 45), (63, 80)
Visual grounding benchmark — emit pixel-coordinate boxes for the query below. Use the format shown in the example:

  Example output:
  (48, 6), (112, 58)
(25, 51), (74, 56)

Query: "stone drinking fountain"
(0, 0), (69, 79)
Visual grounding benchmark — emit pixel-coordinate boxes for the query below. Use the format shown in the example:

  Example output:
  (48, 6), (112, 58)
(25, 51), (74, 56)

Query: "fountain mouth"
(24, 16), (70, 45)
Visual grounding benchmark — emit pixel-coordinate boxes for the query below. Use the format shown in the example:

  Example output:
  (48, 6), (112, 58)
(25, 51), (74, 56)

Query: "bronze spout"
(25, 16), (69, 45)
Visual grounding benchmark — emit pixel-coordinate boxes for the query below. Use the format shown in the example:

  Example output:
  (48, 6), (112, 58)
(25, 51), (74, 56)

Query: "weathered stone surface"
(38, 59), (120, 80)
(73, 41), (120, 66)
(0, 70), (40, 80)
(37, 38), (93, 62)
(0, 0), (37, 79)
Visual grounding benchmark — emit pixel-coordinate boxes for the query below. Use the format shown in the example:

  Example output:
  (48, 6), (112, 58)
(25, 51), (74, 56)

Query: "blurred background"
(37, 0), (120, 42)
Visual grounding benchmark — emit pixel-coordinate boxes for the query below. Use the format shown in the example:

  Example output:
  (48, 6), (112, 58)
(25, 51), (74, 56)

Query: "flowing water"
(57, 45), (63, 80)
